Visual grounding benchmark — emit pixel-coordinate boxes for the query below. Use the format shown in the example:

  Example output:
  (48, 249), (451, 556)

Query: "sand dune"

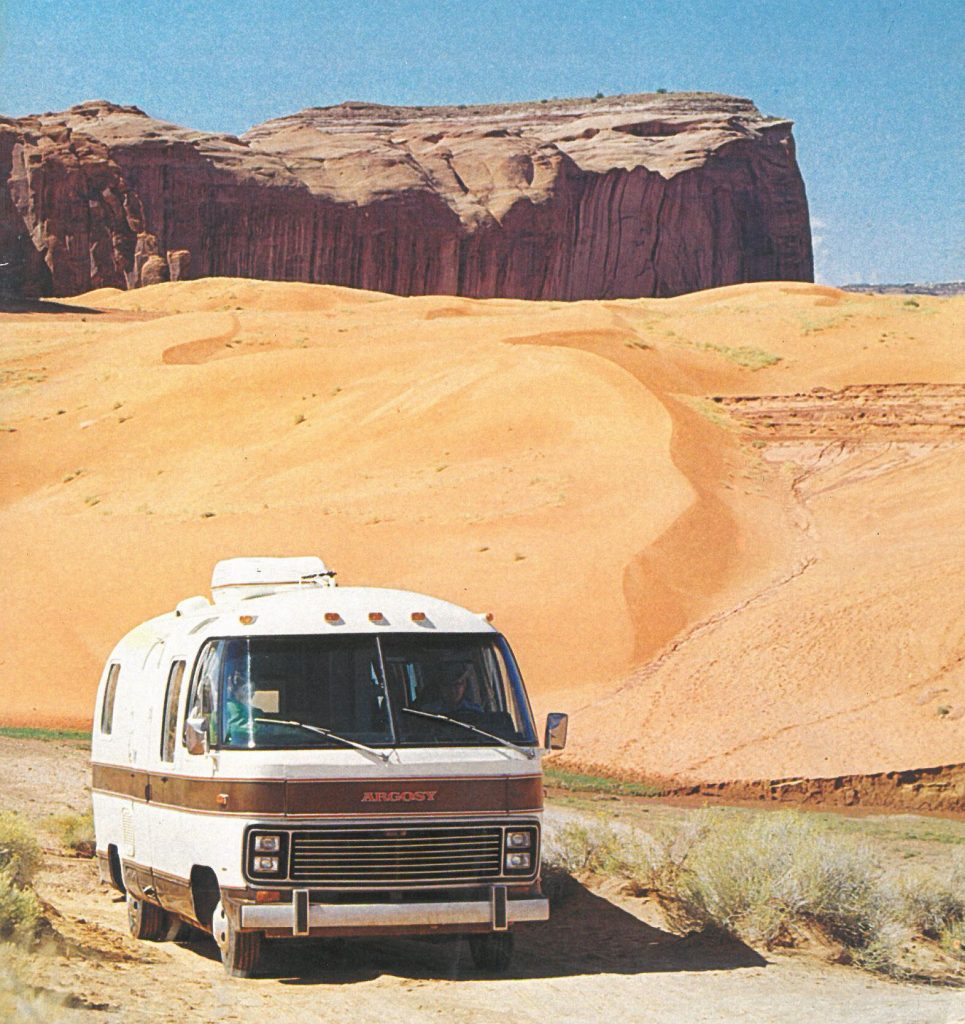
(1, 278), (961, 781)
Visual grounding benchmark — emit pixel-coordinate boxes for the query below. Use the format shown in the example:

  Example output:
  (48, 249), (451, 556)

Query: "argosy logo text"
(361, 790), (438, 803)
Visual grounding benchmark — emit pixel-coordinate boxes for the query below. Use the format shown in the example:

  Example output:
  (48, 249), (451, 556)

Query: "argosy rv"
(91, 557), (568, 977)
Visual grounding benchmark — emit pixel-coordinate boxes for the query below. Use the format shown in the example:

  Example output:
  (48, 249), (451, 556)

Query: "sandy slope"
(1, 279), (961, 781)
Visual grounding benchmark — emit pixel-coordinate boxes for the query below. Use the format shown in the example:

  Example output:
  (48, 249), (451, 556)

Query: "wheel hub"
(212, 901), (229, 951)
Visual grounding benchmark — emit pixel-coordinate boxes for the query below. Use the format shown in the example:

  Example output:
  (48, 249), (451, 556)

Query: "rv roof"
(172, 586), (496, 640)
(211, 556), (333, 596)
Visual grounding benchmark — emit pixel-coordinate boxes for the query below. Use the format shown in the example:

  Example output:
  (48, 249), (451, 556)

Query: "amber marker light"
(324, 612), (342, 624)
(411, 612), (428, 622)
(255, 890), (282, 903)
(239, 615), (256, 625)
(368, 612), (386, 623)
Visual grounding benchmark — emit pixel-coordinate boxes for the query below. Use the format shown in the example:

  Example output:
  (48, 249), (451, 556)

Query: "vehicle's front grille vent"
(289, 826), (504, 887)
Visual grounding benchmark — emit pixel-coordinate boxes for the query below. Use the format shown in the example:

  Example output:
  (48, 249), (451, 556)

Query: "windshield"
(218, 636), (391, 749)
(381, 634), (537, 747)
(210, 633), (536, 750)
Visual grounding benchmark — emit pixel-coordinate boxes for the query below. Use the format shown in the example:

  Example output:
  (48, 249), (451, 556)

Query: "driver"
(425, 664), (484, 716)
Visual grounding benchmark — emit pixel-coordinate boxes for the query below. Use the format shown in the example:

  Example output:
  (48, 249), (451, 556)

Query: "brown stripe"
(92, 763), (543, 815)
(154, 773), (284, 814)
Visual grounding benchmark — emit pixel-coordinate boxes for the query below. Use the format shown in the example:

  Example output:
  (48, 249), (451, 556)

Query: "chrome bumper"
(240, 891), (549, 933)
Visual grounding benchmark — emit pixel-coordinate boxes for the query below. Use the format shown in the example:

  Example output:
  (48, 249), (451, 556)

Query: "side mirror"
(544, 712), (568, 751)
(184, 717), (210, 755)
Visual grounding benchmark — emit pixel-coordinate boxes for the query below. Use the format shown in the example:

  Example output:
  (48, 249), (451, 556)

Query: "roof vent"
(211, 556), (336, 604)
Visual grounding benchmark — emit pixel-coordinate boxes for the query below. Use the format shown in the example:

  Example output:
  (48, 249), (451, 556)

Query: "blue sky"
(2, 0), (962, 284)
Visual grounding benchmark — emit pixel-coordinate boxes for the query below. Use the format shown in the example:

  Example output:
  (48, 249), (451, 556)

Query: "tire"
(212, 899), (262, 978)
(127, 893), (167, 941)
(468, 931), (514, 971)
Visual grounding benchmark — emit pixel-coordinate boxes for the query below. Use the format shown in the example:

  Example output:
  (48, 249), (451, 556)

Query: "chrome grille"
(289, 825), (504, 886)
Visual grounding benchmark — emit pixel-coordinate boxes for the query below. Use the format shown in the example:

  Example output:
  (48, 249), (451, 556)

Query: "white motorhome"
(91, 557), (567, 977)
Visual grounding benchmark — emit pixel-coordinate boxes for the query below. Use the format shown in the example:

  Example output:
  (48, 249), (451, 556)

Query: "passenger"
(424, 664), (484, 717)
(224, 669), (256, 744)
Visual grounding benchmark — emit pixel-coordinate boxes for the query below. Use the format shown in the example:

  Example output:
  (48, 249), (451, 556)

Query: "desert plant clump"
(0, 813), (42, 889)
(897, 856), (965, 941)
(695, 341), (782, 369)
(0, 813), (42, 942)
(543, 819), (634, 876)
(48, 813), (95, 858)
(667, 812), (893, 952)
(940, 919), (965, 962)
(0, 879), (40, 943)
(543, 809), (934, 977)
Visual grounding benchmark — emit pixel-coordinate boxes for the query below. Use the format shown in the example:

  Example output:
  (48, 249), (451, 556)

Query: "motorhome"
(91, 557), (567, 977)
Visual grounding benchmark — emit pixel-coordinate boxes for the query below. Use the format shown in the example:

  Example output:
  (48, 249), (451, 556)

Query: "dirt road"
(4, 737), (963, 1024)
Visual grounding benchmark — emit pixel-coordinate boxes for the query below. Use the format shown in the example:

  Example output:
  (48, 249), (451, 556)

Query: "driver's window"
(184, 640), (224, 747)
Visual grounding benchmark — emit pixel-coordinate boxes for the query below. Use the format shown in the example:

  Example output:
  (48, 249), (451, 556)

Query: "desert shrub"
(0, 814), (42, 944)
(0, 814), (42, 889)
(48, 813), (95, 858)
(667, 811), (891, 949)
(543, 819), (634, 875)
(897, 856), (965, 938)
(848, 921), (907, 978)
(940, 919), (965, 962)
(0, 878), (39, 942)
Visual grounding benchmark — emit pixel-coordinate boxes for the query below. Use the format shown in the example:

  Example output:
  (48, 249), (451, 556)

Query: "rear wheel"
(212, 899), (262, 978)
(468, 931), (514, 971)
(127, 893), (167, 941)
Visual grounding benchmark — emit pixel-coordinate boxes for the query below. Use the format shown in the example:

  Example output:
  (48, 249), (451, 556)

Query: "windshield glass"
(381, 634), (537, 747)
(209, 633), (536, 750)
(218, 636), (391, 749)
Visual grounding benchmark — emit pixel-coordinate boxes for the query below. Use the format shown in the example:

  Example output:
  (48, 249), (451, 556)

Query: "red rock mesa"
(0, 93), (812, 300)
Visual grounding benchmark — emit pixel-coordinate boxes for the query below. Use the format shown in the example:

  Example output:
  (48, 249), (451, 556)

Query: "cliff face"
(0, 94), (812, 300)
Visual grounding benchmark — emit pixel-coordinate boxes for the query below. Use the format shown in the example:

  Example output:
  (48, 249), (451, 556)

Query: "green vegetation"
(0, 813), (42, 941)
(543, 809), (965, 979)
(695, 342), (782, 369)
(0, 814), (42, 891)
(0, 726), (90, 744)
(674, 394), (739, 430)
(48, 812), (95, 857)
(543, 765), (664, 798)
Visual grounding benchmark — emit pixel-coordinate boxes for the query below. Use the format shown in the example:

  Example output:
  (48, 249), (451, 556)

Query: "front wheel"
(212, 899), (262, 978)
(468, 931), (514, 971)
(127, 893), (167, 941)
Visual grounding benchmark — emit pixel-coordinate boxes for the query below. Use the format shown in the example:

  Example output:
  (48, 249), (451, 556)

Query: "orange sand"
(1, 279), (961, 781)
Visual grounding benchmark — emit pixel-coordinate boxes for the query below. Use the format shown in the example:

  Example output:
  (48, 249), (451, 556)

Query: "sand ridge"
(1, 278), (962, 782)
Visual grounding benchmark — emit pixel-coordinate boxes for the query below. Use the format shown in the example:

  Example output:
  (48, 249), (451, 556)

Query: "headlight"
(254, 855), (279, 872)
(505, 852), (531, 870)
(506, 831), (531, 849)
(254, 834), (281, 853)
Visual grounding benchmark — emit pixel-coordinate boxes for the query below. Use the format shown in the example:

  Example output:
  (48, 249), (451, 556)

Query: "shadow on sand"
(0, 296), (103, 314)
(178, 878), (767, 984)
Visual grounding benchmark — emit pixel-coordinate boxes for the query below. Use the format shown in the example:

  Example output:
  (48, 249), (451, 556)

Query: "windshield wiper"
(254, 717), (391, 763)
(401, 707), (536, 760)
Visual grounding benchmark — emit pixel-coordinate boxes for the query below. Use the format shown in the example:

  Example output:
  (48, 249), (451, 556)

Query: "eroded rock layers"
(0, 94), (812, 300)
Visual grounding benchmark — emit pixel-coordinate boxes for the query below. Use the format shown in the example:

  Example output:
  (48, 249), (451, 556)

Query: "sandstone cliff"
(0, 93), (812, 300)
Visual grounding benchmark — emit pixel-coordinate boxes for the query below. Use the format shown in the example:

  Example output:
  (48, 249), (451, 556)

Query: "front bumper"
(239, 887), (548, 935)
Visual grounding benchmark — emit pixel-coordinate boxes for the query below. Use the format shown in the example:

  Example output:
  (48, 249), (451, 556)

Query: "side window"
(100, 664), (121, 735)
(160, 661), (186, 762)
(184, 640), (224, 746)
